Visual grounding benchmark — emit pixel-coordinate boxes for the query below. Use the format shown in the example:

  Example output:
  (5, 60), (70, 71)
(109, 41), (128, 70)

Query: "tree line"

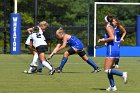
(0, 0), (139, 53)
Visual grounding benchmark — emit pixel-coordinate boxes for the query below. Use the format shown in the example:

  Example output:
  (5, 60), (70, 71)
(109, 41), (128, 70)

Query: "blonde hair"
(39, 21), (49, 26)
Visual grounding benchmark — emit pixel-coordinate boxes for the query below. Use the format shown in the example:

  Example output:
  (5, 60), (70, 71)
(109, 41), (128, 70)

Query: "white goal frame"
(94, 2), (140, 57)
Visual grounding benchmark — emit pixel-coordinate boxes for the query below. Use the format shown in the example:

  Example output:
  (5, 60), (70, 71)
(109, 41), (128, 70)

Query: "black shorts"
(36, 45), (48, 54)
(67, 47), (86, 57)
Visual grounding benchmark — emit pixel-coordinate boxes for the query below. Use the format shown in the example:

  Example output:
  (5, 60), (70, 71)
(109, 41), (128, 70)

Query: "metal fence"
(0, 25), (136, 54)
(0, 26), (88, 54)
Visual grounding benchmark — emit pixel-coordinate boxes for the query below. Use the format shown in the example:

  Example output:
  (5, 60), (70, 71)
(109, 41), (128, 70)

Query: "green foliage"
(41, 0), (88, 26)
(20, 12), (34, 25)
(122, 32), (136, 46)
(0, 0), (139, 53)
(122, 0), (140, 2)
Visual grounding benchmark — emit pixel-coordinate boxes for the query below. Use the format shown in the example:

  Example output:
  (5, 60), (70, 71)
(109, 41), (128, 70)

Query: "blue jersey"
(104, 26), (120, 58)
(114, 26), (121, 44)
(67, 36), (84, 50)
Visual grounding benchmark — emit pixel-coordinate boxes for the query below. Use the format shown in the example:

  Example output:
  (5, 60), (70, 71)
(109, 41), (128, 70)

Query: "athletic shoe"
(115, 65), (119, 68)
(91, 67), (101, 73)
(30, 65), (38, 72)
(106, 86), (117, 91)
(24, 66), (37, 74)
(122, 72), (128, 84)
(37, 68), (42, 73)
(55, 67), (62, 73)
(49, 68), (55, 75)
(112, 65), (119, 69)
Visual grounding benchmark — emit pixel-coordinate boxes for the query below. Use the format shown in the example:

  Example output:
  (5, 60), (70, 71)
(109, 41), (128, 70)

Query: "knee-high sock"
(108, 73), (115, 87)
(42, 61), (52, 71)
(30, 53), (38, 66)
(59, 57), (68, 70)
(86, 58), (98, 69)
(110, 69), (123, 76)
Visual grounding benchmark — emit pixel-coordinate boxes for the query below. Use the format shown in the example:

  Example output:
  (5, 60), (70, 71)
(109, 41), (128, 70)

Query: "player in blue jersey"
(104, 18), (127, 68)
(113, 18), (126, 68)
(48, 27), (101, 73)
(98, 15), (127, 91)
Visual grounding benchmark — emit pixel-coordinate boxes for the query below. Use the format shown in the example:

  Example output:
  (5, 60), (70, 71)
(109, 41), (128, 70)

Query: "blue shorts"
(106, 45), (120, 58)
(106, 50), (120, 58)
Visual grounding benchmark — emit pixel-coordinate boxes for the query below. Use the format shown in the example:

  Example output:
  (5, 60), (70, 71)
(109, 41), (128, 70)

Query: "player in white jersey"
(25, 21), (55, 75)
(30, 28), (47, 48)
(24, 29), (40, 74)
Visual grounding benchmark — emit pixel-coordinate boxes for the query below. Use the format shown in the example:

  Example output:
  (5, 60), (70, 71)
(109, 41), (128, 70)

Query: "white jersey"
(30, 27), (47, 48)
(25, 35), (31, 45)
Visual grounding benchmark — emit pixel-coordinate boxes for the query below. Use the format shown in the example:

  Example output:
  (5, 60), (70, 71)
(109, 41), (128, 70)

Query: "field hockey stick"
(47, 53), (54, 60)
(46, 53), (55, 66)
(46, 54), (54, 67)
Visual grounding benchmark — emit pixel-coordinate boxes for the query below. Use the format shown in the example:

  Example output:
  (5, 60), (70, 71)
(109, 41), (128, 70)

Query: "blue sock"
(86, 58), (98, 69)
(108, 74), (115, 87)
(59, 57), (68, 70)
(110, 69), (123, 76)
(115, 58), (119, 65)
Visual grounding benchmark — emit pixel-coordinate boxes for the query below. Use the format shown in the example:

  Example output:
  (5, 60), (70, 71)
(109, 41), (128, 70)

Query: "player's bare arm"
(56, 34), (69, 52)
(120, 25), (127, 42)
(98, 26), (114, 43)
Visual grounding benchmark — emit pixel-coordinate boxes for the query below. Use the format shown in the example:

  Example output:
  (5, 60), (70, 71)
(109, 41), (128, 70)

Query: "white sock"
(30, 53), (38, 66)
(42, 61), (52, 71)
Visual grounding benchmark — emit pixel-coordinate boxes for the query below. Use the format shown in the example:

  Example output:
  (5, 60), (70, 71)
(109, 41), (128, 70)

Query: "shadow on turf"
(136, 60), (140, 62)
(62, 72), (85, 73)
(92, 88), (138, 92)
(92, 88), (106, 91)
(22, 71), (88, 75)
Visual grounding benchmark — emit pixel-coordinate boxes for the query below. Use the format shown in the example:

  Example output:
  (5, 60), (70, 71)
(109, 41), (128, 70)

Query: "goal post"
(94, 2), (140, 57)
(10, 0), (21, 54)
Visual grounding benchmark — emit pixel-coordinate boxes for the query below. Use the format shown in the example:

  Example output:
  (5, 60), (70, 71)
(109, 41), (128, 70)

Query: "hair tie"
(104, 16), (109, 23)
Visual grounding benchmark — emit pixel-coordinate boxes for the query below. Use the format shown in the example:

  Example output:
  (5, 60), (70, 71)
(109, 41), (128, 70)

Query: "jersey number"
(36, 33), (41, 38)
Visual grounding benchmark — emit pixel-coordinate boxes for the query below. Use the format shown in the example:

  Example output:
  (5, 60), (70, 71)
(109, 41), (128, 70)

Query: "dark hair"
(115, 18), (124, 31)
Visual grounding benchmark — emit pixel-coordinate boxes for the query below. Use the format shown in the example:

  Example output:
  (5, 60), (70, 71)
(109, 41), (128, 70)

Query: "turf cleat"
(115, 65), (119, 68)
(30, 66), (38, 73)
(122, 72), (128, 84)
(112, 65), (119, 69)
(106, 86), (117, 91)
(55, 67), (62, 73)
(24, 65), (38, 74)
(49, 68), (55, 75)
(37, 68), (42, 73)
(92, 67), (101, 73)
